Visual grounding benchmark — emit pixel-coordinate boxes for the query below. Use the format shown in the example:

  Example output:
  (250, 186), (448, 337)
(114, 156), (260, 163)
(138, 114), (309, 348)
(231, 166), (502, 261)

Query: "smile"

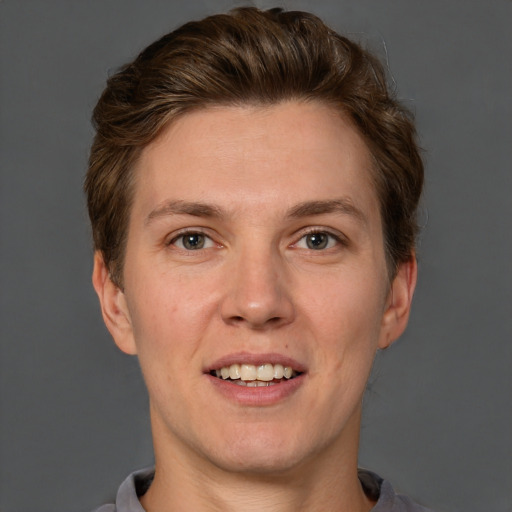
(210, 363), (300, 387)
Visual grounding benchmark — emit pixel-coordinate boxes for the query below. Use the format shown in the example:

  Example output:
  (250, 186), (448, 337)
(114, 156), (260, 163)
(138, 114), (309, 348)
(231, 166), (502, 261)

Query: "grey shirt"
(93, 467), (433, 512)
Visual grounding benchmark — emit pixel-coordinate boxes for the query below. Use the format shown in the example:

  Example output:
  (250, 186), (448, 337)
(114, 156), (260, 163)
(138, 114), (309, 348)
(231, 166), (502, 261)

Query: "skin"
(93, 101), (417, 512)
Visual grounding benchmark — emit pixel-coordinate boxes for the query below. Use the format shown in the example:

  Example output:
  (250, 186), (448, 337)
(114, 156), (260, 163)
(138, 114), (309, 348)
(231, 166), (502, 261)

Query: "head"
(85, 7), (423, 289)
(86, 7), (423, 485)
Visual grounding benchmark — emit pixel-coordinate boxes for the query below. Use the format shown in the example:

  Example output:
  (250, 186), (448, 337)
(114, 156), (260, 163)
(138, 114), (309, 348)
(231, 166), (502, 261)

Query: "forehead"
(133, 101), (379, 221)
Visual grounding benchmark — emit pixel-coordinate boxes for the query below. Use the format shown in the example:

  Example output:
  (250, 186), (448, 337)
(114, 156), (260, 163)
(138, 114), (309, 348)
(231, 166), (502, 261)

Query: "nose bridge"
(221, 236), (294, 328)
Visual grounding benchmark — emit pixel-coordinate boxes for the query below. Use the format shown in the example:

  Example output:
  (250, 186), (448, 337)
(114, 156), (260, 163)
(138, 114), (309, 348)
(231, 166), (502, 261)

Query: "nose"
(220, 245), (295, 330)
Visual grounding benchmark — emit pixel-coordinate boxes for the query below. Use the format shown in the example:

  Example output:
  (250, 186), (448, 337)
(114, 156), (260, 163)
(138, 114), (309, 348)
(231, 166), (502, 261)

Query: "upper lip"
(205, 352), (306, 373)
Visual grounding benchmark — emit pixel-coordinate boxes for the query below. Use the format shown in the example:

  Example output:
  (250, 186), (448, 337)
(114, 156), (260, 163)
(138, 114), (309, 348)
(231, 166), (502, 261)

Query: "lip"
(206, 372), (305, 406)
(204, 352), (307, 406)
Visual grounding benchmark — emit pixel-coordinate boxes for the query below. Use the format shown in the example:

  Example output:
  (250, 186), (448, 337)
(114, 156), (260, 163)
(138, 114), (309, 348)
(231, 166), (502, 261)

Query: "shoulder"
(359, 469), (435, 512)
(387, 490), (434, 512)
(90, 467), (154, 512)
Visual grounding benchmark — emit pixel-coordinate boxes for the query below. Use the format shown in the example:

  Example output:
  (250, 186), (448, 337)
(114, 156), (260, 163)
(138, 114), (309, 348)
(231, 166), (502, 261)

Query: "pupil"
(183, 234), (204, 250)
(307, 233), (328, 250)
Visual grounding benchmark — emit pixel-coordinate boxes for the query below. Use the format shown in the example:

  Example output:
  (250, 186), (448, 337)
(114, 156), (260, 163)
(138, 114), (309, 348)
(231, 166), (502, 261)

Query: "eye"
(295, 231), (340, 250)
(171, 232), (215, 250)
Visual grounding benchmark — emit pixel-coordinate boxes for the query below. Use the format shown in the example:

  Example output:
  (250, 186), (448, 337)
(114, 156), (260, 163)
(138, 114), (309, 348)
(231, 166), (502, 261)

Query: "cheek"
(302, 270), (387, 365)
(124, 260), (232, 383)
(124, 280), (207, 404)
(125, 272), (210, 359)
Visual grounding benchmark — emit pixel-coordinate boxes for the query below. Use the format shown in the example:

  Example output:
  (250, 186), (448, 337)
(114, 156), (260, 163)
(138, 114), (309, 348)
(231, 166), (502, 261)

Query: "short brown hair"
(85, 7), (423, 287)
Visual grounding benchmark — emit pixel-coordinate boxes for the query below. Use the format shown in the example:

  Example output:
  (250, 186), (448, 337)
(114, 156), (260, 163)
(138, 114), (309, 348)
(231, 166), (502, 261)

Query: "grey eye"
(174, 232), (213, 250)
(183, 233), (205, 250)
(295, 231), (338, 250)
(306, 232), (329, 250)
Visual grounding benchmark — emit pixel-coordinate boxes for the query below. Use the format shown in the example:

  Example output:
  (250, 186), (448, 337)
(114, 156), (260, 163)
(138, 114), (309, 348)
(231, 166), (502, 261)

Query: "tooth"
(216, 362), (297, 382)
(256, 381), (269, 387)
(240, 364), (257, 381)
(273, 364), (284, 379)
(229, 364), (241, 380)
(257, 364), (274, 381)
(246, 381), (258, 387)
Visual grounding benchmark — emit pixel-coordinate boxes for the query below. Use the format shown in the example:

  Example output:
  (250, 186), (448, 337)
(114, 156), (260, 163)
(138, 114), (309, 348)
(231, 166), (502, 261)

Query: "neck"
(141, 408), (375, 512)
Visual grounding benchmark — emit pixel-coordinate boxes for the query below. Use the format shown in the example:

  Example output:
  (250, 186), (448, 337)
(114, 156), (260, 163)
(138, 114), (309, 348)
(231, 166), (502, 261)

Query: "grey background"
(1, 1), (511, 511)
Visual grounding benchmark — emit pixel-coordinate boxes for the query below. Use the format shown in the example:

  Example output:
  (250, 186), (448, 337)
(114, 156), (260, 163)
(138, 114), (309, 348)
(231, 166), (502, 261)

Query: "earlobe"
(378, 256), (418, 349)
(92, 252), (137, 355)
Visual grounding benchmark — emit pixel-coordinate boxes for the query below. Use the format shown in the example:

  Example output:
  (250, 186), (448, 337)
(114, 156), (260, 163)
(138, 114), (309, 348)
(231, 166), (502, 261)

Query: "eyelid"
(167, 228), (218, 249)
(292, 227), (348, 249)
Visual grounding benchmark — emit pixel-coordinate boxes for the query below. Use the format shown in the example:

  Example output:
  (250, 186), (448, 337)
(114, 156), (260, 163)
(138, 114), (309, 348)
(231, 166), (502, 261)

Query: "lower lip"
(206, 374), (305, 406)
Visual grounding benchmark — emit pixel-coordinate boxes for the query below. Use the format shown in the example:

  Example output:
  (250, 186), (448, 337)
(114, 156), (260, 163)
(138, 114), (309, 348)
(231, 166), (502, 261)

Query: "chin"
(200, 425), (320, 475)
(210, 448), (306, 476)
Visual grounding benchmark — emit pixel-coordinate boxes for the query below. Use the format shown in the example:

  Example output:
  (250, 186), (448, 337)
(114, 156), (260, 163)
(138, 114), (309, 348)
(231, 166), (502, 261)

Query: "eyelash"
(167, 230), (216, 251)
(167, 228), (346, 252)
(294, 229), (346, 251)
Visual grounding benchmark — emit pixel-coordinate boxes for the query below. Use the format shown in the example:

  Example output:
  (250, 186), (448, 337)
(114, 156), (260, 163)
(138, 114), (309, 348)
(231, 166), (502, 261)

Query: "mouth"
(209, 363), (302, 387)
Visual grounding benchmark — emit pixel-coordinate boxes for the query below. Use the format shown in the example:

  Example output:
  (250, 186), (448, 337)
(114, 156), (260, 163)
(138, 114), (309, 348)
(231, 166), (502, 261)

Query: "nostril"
(221, 288), (295, 328)
(228, 314), (283, 328)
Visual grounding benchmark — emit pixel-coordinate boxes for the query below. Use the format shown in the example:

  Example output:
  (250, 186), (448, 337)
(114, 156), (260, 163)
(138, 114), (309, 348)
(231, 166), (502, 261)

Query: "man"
(86, 7), (430, 511)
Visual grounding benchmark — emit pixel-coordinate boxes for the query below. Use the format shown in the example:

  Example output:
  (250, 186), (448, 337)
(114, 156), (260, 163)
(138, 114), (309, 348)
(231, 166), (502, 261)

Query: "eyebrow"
(145, 197), (367, 225)
(286, 198), (367, 224)
(146, 200), (224, 225)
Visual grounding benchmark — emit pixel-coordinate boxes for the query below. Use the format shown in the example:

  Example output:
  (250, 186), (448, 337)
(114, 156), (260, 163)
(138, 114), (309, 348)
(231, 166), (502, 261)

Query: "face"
(94, 101), (416, 476)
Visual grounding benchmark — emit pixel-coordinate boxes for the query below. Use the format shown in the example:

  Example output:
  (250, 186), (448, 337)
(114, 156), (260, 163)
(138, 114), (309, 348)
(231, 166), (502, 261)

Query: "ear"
(92, 251), (137, 355)
(378, 255), (418, 349)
